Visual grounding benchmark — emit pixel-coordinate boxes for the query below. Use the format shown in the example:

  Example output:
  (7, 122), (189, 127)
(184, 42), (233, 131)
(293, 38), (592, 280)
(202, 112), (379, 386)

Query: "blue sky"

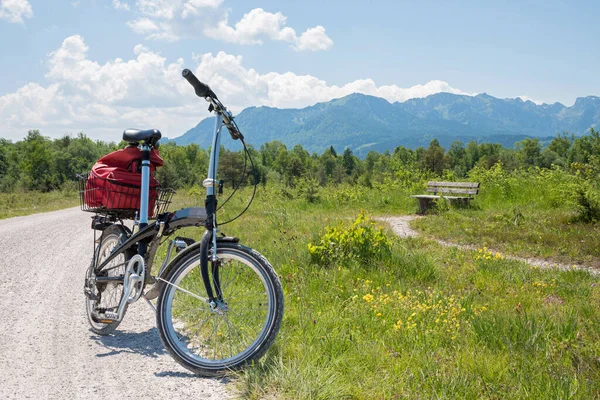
(1, 0), (599, 141)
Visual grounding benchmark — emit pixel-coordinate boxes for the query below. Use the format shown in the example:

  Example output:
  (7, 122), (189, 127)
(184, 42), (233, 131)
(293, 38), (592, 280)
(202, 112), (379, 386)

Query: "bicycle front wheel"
(156, 242), (284, 376)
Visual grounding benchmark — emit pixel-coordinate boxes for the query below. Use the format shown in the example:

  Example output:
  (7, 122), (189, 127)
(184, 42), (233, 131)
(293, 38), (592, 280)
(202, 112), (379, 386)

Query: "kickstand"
(142, 294), (156, 313)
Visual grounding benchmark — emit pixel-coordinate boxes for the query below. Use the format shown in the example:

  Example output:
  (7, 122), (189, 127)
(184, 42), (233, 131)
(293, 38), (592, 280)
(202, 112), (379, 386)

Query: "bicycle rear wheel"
(85, 224), (132, 335)
(156, 242), (284, 376)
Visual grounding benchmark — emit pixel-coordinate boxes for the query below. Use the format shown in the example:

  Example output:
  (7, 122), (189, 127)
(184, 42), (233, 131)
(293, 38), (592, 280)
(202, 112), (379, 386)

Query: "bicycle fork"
(199, 231), (225, 307)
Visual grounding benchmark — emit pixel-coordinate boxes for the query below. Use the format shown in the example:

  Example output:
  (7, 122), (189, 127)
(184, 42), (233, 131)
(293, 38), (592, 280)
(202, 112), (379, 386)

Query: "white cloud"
(0, 36), (471, 142)
(135, 0), (176, 20)
(0, 0), (33, 23)
(118, 2), (333, 51)
(127, 17), (159, 34)
(112, 0), (130, 11)
(204, 8), (333, 51)
(181, 0), (223, 18)
(293, 26), (334, 52)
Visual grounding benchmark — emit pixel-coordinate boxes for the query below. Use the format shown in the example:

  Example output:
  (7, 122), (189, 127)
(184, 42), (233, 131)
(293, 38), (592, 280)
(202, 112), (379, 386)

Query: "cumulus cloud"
(117, 1), (332, 51)
(293, 26), (334, 52)
(0, 0), (33, 23)
(203, 8), (333, 51)
(0, 35), (471, 141)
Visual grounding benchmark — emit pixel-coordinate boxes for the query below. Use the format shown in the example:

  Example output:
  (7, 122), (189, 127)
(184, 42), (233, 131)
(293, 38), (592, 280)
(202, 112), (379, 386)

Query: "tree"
(515, 138), (541, 166)
(19, 130), (58, 191)
(463, 141), (479, 170)
(365, 151), (379, 174)
(420, 139), (447, 175)
(0, 139), (10, 178)
(219, 149), (245, 189)
(327, 145), (337, 158)
(260, 141), (287, 169)
(447, 141), (466, 168)
(569, 128), (600, 165)
(342, 147), (356, 175)
(318, 147), (338, 182)
(392, 146), (416, 166)
(54, 133), (103, 184)
(477, 142), (502, 169)
(548, 132), (573, 160)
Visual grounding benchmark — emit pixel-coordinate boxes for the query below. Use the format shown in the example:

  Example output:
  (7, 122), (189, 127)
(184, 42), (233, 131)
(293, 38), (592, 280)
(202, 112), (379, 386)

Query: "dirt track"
(377, 215), (599, 276)
(0, 207), (232, 399)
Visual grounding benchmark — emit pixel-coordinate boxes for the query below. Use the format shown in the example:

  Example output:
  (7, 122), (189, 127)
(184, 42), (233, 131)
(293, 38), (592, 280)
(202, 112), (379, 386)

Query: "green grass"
(156, 183), (600, 399)
(411, 168), (600, 265)
(412, 207), (600, 265)
(0, 189), (78, 219)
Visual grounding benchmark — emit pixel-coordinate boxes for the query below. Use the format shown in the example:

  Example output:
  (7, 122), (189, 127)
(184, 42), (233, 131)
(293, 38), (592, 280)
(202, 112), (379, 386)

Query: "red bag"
(85, 146), (163, 215)
(96, 146), (163, 171)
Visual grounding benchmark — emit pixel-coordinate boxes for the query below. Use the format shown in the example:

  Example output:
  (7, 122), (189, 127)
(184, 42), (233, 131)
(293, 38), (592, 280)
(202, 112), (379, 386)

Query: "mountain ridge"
(169, 92), (600, 157)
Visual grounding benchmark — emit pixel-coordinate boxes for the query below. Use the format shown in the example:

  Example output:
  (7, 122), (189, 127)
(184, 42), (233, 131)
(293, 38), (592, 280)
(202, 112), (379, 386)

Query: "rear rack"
(78, 173), (175, 220)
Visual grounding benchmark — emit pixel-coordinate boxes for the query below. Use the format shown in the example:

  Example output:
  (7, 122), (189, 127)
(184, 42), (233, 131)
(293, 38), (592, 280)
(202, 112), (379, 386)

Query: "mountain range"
(169, 92), (600, 157)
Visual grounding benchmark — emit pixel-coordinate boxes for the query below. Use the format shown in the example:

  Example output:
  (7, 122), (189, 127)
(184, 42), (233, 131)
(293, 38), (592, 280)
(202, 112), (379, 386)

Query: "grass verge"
(161, 184), (600, 399)
(0, 189), (78, 219)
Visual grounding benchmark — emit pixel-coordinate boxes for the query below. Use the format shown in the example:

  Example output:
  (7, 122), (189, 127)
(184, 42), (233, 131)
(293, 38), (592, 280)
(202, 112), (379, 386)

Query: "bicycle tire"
(156, 242), (284, 376)
(85, 224), (132, 335)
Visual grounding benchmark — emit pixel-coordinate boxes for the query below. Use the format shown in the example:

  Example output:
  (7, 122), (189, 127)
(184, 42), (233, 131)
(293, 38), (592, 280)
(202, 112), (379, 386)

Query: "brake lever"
(226, 123), (244, 140)
(207, 97), (244, 140)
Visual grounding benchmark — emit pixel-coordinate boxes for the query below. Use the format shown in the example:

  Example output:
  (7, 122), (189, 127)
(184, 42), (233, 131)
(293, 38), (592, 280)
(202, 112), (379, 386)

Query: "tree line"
(1, 128), (600, 192)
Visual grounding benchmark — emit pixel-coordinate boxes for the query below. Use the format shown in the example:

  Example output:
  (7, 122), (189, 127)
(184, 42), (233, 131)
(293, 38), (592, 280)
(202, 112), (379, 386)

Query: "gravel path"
(377, 215), (600, 276)
(0, 207), (233, 399)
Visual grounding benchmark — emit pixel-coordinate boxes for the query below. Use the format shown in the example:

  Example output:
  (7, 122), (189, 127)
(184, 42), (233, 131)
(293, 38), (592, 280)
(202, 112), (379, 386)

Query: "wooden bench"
(411, 181), (480, 214)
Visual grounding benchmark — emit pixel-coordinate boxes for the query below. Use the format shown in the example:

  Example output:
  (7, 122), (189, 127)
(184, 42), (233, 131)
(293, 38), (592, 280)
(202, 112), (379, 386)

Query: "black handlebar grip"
(182, 69), (213, 98)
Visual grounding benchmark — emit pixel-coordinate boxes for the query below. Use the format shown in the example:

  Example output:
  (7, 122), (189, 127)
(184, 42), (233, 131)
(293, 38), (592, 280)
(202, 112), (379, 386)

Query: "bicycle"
(81, 69), (284, 376)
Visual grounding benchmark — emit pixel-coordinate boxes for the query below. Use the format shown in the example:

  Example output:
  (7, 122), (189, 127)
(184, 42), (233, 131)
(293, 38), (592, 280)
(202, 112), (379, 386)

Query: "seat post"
(137, 143), (151, 256)
(139, 143), (151, 227)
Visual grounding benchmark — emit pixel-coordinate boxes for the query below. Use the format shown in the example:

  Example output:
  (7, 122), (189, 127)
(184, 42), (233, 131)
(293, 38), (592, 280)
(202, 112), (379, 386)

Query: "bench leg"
(416, 198), (433, 214)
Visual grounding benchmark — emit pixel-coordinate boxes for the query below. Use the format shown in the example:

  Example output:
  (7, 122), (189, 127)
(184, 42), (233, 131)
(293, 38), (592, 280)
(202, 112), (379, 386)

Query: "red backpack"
(84, 146), (164, 216)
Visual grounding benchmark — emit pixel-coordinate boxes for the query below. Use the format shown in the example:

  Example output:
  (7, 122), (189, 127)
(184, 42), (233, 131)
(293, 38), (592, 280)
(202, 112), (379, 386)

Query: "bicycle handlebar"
(182, 68), (243, 141)
(182, 69), (215, 99)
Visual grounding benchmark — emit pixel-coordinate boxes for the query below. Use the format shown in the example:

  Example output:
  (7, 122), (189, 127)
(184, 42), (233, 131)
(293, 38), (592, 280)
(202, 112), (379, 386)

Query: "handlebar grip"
(182, 69), (213, 98)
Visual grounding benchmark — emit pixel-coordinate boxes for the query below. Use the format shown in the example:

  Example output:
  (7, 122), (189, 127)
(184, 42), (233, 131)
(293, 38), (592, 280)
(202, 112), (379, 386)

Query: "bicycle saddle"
(123, 129), (162, 146)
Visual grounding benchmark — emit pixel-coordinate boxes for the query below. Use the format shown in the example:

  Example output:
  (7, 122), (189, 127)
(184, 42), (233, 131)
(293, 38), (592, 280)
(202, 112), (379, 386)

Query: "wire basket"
(78, 173), (175, 220)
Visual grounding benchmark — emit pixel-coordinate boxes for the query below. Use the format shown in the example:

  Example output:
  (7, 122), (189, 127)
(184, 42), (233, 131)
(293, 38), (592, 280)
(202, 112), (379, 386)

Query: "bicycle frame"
(93, 104), (229, 304)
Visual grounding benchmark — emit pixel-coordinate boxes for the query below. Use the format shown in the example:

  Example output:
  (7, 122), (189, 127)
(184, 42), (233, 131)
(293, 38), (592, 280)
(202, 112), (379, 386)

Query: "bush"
(574, 185), (600, 222)
(307, 211), (392, 267)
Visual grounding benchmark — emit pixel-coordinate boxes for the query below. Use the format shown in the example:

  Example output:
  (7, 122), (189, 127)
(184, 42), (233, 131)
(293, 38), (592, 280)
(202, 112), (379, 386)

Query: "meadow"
(160, 173), (600, 399)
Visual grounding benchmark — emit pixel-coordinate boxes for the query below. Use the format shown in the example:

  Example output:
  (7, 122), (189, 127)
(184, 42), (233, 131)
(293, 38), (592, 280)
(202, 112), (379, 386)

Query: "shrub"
(574, 186), (600, 222)
(307, 211), (392, 267)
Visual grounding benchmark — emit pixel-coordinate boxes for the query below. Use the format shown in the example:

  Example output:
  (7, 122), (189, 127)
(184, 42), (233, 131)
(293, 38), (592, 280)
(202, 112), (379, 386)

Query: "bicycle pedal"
(103, 311), (119, 321)
(91, 310), (118, 324)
